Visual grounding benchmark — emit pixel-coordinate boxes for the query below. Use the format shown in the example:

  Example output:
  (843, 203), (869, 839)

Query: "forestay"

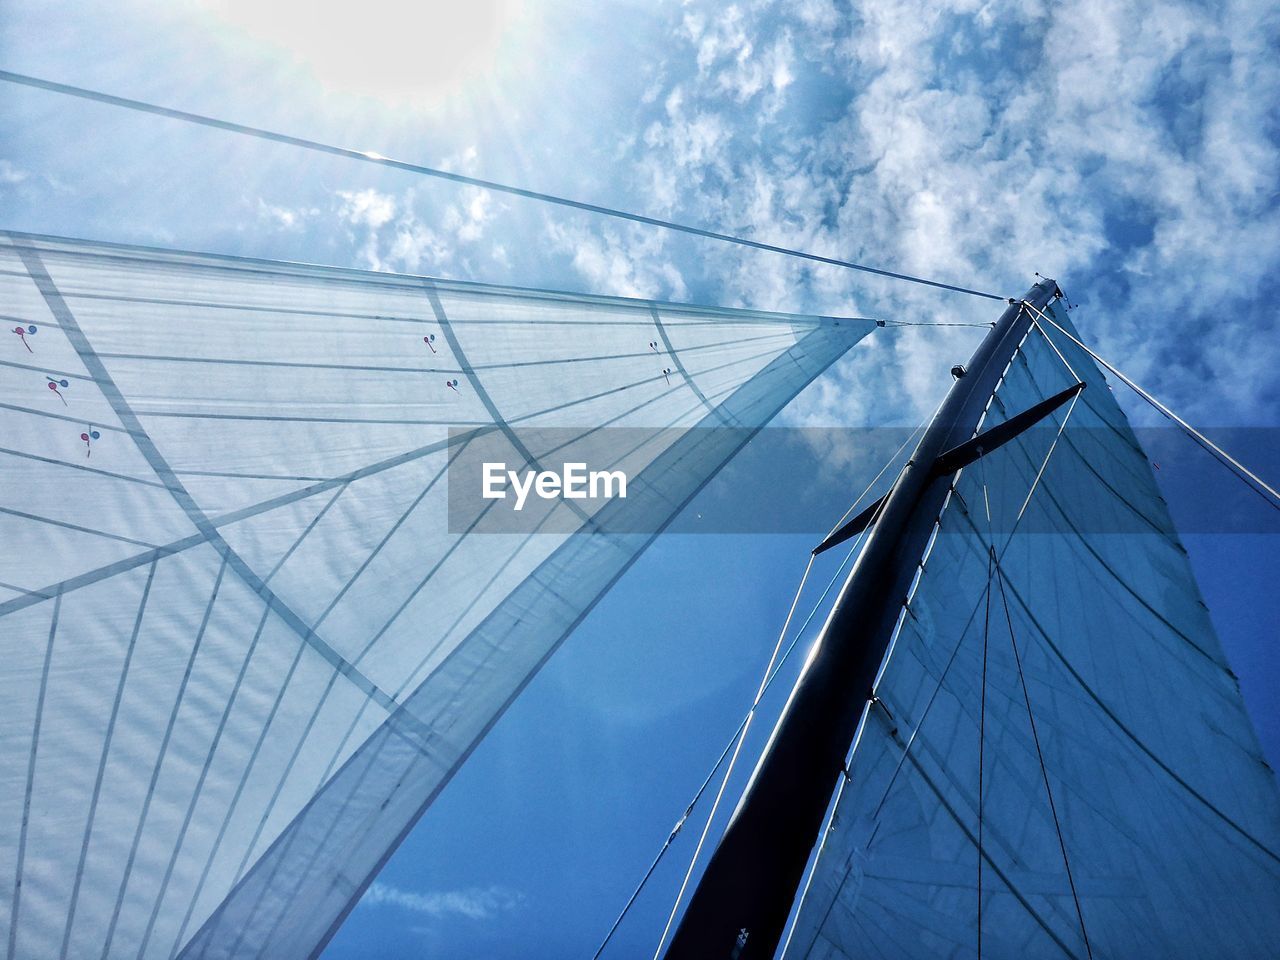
(0, 231), (875, 960)
(785, 301), (1280, 959)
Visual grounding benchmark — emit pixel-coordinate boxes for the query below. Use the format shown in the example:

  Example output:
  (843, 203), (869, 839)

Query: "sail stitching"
(0, 504), (160, 548)
(138, 568), (261, 959)
(0, 231), (863, 324)
(868, 368), (1081, 826)
(87, 328), (794, 372)
(124, 335), (783, 957)
(0, 445), (169, 489)
(426, 276), (608, 533)
(880, 740), (1086, 959)
(993, 568), (1280, 868)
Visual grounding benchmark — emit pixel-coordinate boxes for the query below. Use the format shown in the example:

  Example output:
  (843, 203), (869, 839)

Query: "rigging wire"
(977, 455), (995, 960)
(1021, 299), (1280, 513)
(0, 69), (1008, 303)
(993, 559), (1095, 960)
(868, 392), (1077, 822)
(880, 320), (996, 328)
(593, 421), (928, 958)
(1011, 389), (1082, 532)
(820, 423), (935, 543)
(648, 552), (816, 960)
(647, 431), (921, 960)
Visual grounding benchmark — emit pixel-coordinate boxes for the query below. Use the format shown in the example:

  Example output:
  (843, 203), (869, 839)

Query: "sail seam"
(1, 227), (875, 324)
(57, 560), (157, 960)
(422, 279), (598, 529)
(0, 331), (787, 621)
(183, 323), (860, 957)
(7, 589), (61, 960)
(0, 429), (492, 620)
(650, 305), (735, 426)
(297, 323), (866, 960)
(168, 481), (339, 951)
(994, 562), (1280, 867)
(85, 329), (794, 372)
(15, 244), (417, 728)
(172, 485), (350, 951)
(994, 557), (1094, 958)
(100, 555), (228, 958)
(0, 444), (178, 488)
(0, 504), (160, 548)
(1026, 300), (1280, 511)
(879, 732), (1085, 959)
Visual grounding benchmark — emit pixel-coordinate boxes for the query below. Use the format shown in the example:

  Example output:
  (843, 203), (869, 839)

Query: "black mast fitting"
(662, 278), (1061, 960)
(812, 378), (1084, 557)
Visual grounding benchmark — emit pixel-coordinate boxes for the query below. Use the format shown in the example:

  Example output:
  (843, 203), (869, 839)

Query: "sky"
(2, 0), (1279, 956)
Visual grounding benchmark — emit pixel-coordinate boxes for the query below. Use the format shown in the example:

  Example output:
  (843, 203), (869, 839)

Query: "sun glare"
(197, 0), (527, 105)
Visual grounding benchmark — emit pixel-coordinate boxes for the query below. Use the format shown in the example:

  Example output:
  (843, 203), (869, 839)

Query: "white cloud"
(359, 881), (524, 921)
(256, 198), (316, 231)
(578, 0), (1280, 433)
(337, 188), (397, 230)
(0, 160), (28, 185)
(544, 220), (688, 302)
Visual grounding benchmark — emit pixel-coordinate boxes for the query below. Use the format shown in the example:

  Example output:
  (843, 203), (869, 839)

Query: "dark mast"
(662, 279), (1061, 960)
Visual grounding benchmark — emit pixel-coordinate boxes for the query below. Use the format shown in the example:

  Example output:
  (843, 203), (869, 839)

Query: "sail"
(0, 230), (876, 960)
(784, 301), (1280, 959)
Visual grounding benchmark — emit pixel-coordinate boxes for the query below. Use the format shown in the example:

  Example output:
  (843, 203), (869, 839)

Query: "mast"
(662, 279), (1060, 960)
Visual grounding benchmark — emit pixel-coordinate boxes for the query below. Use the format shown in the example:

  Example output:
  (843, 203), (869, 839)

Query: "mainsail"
(780, 300), (1280, 959)
(0, 230), (875, 960)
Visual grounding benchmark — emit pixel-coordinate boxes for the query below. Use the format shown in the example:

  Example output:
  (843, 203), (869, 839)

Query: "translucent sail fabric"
(0, 231), (875, 960)
(785, 302), (1280, 960)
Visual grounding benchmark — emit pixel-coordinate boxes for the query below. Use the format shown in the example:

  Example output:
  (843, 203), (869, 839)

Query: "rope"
(0, 70), (1008, 303)
(993, 559), (1094, 959)
(1022, 299), (1280, 512)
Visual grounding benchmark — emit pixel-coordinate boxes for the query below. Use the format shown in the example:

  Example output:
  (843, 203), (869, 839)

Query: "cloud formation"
(575, 0), (1280, 433)
(359, 881), (524, 921)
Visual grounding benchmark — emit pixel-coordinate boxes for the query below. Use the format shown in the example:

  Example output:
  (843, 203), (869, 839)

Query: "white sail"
(0, 231), (876, 959)
(784, 301), (1280, 959)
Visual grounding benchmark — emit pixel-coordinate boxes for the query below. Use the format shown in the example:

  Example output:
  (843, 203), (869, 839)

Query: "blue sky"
(3, 0), (1279, 956)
